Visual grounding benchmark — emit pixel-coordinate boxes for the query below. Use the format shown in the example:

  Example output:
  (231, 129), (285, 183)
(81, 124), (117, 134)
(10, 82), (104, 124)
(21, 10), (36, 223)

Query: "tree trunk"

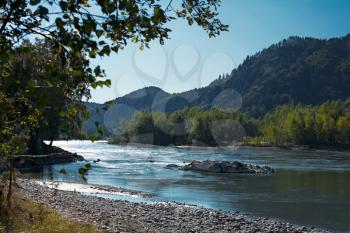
(5, 159), (14, 233)
(0, 176), (4, 214)
(28, 129), (44, 155)
(49, 138), (54, 147)
(6, 159), (13, 210)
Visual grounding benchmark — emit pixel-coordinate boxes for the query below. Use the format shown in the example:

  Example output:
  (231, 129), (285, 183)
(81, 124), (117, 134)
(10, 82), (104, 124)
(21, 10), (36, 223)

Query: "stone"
(167, 160), (274, 174)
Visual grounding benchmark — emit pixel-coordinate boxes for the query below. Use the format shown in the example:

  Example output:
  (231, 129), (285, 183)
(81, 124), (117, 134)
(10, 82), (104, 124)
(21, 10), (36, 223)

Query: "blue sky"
(90, 0), (350, 103)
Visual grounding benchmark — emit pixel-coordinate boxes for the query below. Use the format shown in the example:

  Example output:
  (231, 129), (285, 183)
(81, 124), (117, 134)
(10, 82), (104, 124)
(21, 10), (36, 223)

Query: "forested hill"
(83, 34), (350, 135)
(223, 34), (350, 116)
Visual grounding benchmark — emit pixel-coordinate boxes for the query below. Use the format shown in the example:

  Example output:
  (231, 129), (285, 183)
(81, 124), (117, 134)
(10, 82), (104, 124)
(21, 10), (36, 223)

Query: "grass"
(0, 194), (99, 233)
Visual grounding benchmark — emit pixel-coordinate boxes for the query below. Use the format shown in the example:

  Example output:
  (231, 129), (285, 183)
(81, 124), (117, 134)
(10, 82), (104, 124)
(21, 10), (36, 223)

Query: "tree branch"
(0, 2), (15, 35)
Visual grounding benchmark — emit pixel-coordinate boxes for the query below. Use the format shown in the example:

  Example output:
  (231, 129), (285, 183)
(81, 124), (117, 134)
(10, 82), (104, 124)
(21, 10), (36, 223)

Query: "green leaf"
(59, 1), (68, 11)
(36, 6), (49, 17)
(105, 100), (115, 106)
(45, 80), (54, 87)
(30, 0), (41, 5)
(89, 134), (100, 142)
(111, 45), (120, 53)
(59, 168), (67, 175)
(104, 79), (111, 87)
(55, 18), (64, 30)
(153, 7), (165, 22)
(97, 126), (105, 136)
(93, 66), (102, 76)
(101, 45), (110, 56)
(84, 163), (92, 169)
(154, 7), (162, 17)
(89, 50), (96, 58)
(72, 70), (83, 78)
(58, 1), (68, 11)
(58, 110), (66, 117)
(95, 30), (104, 38)
(78, 167), (88, 175)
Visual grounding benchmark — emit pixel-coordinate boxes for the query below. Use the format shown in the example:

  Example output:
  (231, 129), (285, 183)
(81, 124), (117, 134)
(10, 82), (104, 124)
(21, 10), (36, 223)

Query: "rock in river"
(167, 160), (274, 174)
(165, 164), (182, 169)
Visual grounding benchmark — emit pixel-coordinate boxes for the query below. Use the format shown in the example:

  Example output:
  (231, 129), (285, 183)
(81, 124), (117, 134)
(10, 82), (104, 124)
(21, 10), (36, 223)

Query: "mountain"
(83, 34), (350, 135)
(223, 35), (350, 116)
(82, 86), (170, 135)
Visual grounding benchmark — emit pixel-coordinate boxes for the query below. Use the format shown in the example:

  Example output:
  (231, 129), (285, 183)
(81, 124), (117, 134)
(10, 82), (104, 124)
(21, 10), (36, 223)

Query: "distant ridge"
(83, 34), (350, 135)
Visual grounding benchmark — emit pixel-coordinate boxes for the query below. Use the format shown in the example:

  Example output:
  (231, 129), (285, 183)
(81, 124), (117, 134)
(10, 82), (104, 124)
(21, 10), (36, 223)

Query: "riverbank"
(18, 179), (330, 233)
(0, 146), (84, 173)
(239, 142), (350, 154)
(0, 190), (97, 233)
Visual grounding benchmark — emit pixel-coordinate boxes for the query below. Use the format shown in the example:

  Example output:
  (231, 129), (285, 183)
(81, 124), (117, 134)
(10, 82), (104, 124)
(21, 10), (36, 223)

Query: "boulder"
(165, 164), (182, 169)
(168, 160), (274, 174)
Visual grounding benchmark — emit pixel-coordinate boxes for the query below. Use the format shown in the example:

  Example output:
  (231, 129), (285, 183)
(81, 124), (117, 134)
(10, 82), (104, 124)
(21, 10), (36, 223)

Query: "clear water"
(24, 141), (350, 232)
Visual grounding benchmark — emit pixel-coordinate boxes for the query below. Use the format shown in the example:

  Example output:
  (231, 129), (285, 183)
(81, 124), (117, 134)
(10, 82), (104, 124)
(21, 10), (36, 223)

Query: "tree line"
(109, 107), (258, 146)
(109, 99), (350, 147)
(258, 100), (350, 146)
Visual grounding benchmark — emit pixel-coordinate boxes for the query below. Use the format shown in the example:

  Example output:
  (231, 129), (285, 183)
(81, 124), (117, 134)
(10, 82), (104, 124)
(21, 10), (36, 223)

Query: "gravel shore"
(18, 179), (330, 233)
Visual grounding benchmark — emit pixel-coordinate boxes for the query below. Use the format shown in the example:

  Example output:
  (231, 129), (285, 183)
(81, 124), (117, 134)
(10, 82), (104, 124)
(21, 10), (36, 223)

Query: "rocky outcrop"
(0, 148), (84, 173)
(165, 164), (182, 169)
(166, 160), (274, 174)
(11, 152), (84, 170)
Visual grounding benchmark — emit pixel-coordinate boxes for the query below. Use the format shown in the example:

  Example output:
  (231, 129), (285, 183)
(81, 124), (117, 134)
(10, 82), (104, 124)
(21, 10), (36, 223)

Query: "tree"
(336, 116), (350, 145)
(109, 107), (258, 146)
(0, 1), (228, 229)
(0, 0), (228, 153)
(0, 39), (95, 154)
(0, 0), (228, 55)
(260, 100), (350, 146)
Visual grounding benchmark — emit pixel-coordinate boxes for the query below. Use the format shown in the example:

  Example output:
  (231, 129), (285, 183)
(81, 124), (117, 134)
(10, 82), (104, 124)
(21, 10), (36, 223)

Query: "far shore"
(107, 140), (350, 154)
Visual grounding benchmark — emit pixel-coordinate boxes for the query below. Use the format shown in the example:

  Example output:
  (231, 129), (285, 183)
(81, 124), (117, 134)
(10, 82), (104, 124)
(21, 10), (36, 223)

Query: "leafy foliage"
(0, 0), (227, 56)
(0, 0), (227, 156)
(110, 99), (350, 148)
(1, 40), (95, 154)
(261, 99), (350, 146)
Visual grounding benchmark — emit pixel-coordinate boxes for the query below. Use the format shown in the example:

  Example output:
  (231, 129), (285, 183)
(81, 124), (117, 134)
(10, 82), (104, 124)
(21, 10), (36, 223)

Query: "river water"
(24, 140), (350, 232)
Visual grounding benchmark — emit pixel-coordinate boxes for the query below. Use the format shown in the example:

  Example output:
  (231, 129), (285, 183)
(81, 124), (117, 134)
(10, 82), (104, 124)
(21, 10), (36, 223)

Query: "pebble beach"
(18, 179), (330, 233)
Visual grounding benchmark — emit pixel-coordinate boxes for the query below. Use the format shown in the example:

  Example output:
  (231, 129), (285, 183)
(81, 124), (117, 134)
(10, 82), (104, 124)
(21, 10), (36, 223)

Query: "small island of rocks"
(165, 160), (274, 174)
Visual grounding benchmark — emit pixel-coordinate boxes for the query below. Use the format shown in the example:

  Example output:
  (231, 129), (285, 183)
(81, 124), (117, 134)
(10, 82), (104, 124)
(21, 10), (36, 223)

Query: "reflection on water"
(23, 141), (350, 232)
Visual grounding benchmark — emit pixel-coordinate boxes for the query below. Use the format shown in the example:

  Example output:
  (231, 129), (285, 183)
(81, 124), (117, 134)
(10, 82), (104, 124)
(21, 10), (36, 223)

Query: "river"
(24, 140), (350, 232)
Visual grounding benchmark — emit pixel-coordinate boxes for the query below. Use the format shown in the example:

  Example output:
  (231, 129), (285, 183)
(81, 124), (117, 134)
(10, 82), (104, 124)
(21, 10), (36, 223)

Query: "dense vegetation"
(109, 99), (350, 148)
(258, 100), (350, 147)
(109, 107), (258, 146)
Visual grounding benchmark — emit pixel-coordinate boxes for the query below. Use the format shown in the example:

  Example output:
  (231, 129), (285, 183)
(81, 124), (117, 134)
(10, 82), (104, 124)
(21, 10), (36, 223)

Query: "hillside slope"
(225, 35), (350, 116)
